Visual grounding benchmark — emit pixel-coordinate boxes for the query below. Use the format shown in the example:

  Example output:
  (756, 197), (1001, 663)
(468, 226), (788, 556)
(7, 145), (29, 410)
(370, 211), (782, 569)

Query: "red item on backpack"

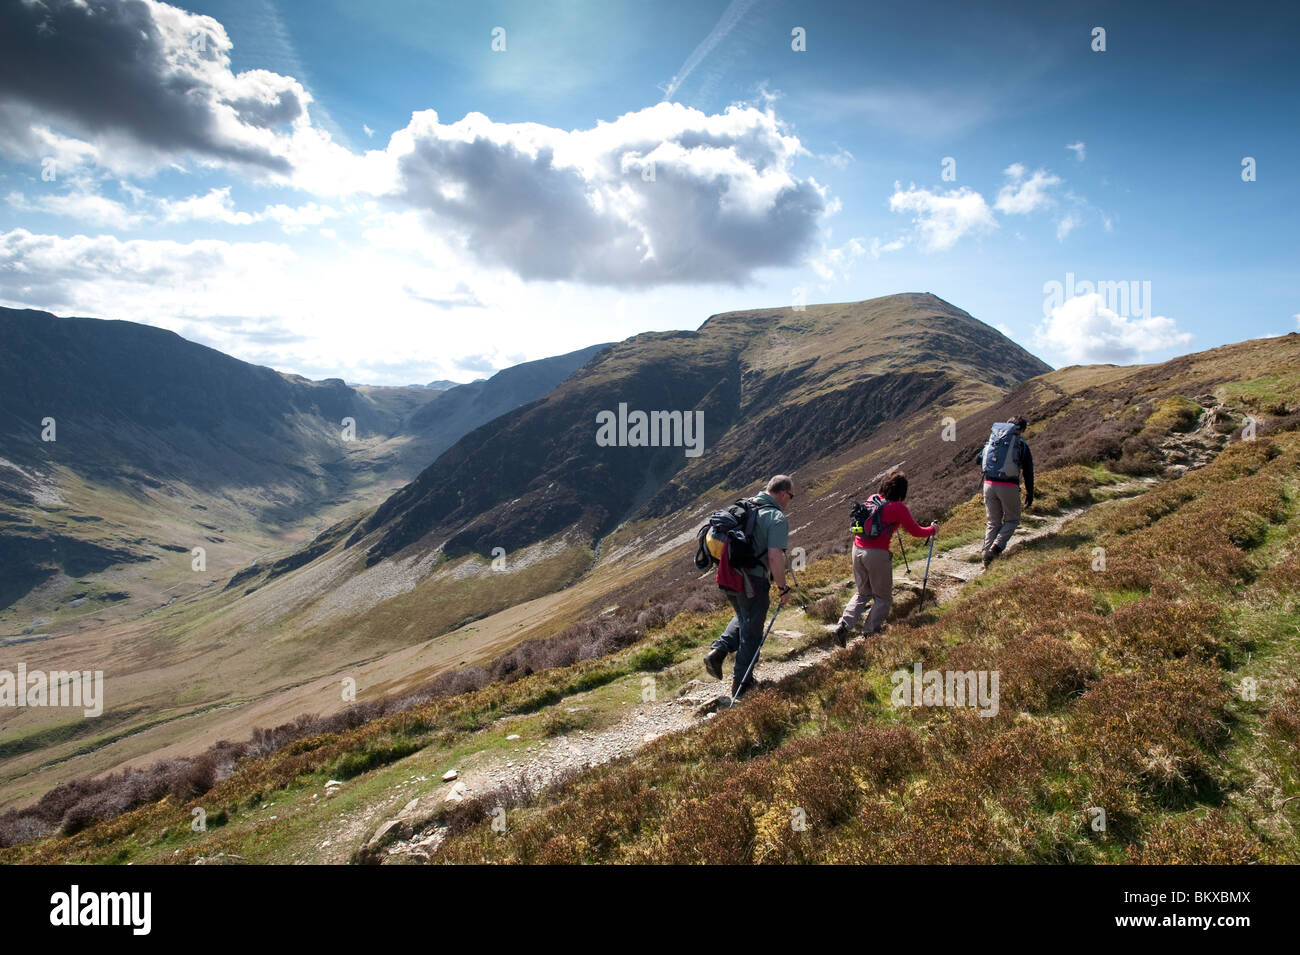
(715, 542), (746, 593)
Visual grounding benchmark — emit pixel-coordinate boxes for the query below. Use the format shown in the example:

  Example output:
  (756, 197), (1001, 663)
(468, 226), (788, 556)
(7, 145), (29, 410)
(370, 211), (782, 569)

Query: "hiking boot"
(731, 676), (763, 699)
(983, 545), (1003, 571)
(703, 647), (726, 680)
(829, 620), (848, 648)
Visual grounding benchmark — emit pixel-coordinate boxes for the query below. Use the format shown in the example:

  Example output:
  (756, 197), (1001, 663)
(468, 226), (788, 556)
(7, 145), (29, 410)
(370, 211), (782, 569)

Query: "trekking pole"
(787, 568), (810, 611)
(731, 606), (779, 706)
(896, 530), (911, 574)
(919, 533), (935, 608)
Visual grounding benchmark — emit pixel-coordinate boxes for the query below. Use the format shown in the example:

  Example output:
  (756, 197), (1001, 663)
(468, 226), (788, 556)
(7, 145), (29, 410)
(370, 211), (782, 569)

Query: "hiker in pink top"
(829, 470), (937, 647)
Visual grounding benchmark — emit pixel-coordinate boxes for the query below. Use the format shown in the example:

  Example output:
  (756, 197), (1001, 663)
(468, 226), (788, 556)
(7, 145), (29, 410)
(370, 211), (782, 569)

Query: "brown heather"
(5, 400), (1298, 864)
(432, 432), (1300, 864)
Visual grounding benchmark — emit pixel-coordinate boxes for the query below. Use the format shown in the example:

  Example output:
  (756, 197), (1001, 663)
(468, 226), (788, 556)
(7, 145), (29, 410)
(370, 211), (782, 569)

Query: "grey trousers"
(983, 482), (1022, 553)
(838, 546), (893, 635)
(711, 578), (771, 688)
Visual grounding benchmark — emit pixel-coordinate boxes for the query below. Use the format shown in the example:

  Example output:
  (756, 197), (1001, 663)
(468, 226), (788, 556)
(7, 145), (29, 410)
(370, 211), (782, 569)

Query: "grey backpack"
(981, 423), (1022, 481)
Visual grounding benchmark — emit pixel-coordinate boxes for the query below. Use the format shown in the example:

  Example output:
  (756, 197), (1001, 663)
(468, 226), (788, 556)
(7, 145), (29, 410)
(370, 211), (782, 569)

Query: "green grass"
(1222, 373), (1300, 414)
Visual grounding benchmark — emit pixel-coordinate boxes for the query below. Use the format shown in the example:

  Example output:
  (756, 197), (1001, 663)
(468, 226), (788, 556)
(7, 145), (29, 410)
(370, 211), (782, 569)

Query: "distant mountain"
(403, 344), (612, 466)
(420, 379), (481, 390)
(0, 307), (607, 612)
(16, 294), (1296, 823)
(352, 293), (1049, 564)
(6, 323), (1298, 857)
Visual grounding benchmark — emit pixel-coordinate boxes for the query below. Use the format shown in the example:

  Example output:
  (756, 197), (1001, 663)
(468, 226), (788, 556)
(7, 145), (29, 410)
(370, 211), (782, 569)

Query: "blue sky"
(1, 0), (1296, 383)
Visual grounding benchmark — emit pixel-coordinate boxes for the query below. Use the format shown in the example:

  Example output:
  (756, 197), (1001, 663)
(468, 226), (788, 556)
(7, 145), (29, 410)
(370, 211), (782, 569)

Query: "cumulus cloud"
(7, 189), (143, 230)
(0, 225), (667, 384)
(1066, 141), (1086, 161)
(1034, 293), (1192, 365)
(0, 0), (310, 175)
(157, 186), (337, 232)
(888, 183), (997, 252)
(159, 187), (258, 225)
(994, 163), (1061, 214)
(0, 2), (831, 287)
(387, 102), (827, 285)
(0, 228), (294, 315)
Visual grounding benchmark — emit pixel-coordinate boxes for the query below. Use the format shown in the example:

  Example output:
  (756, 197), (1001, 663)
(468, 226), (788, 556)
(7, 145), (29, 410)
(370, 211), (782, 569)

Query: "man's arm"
(767, 547), (789, 603)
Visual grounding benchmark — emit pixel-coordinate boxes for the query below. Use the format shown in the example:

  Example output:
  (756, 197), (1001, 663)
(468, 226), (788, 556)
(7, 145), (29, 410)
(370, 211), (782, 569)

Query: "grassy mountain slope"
(352, 293), (1048, 564)
(0, 313), (605, 806)
(0, 308), (606, 627)
(0, 293), (1045, 812)
(4, 336), (1296, 862)
(6, 301), (1289, 821)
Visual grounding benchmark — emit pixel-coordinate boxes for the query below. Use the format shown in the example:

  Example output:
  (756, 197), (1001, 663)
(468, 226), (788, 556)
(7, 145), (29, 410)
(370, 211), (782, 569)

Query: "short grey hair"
(766, 474), (793, 494)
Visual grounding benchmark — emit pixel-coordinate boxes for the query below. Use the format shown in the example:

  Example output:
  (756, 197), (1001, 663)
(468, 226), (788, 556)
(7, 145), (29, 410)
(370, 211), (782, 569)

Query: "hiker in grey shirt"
(703, 475), (793, 698)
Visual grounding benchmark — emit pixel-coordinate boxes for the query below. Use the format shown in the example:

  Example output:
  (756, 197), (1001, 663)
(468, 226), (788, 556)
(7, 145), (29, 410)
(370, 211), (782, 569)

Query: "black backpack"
(694, 498), (770, 570)
(850, 494), (889, 539)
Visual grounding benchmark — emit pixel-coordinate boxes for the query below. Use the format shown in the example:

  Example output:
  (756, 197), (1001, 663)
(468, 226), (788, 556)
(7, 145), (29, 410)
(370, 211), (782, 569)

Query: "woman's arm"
(887, 501), (936, 538)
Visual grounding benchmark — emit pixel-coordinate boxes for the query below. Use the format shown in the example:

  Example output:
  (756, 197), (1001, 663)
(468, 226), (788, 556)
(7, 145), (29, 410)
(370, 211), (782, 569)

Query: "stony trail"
(369, 478), (1160, 862)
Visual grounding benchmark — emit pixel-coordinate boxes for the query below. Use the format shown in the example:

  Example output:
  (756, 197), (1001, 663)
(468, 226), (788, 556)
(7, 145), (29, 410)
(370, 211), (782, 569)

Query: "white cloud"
(1294, 312), (1300, 329)
(260, 201), (337, 232)
(362, 124), (375, 138)
(159, 187), (257, 225)
(888, 183), (997, 252)
(0, 4), (834, 288)
(1066, 141), (1086, 161)
(0, 0), (313, 177)
(814, 146), (854, 169)
(0, 224), (693, 384)
(156, 186), (337, 232)
(1056, 213), (1080, 241)
(808, 237), (866, 280)
(7, 189), (143, 229)
(869, 236), (905, 258)
(386, 102), (827, 285)
(1034, 293), (1192, 365)
(994, 164), (1061, 215)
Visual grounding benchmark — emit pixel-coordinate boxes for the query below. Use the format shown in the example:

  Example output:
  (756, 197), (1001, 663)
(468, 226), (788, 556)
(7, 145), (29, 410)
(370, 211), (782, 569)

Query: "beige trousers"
(838, 545), (893, 635)
(983, 482), (1022, 553)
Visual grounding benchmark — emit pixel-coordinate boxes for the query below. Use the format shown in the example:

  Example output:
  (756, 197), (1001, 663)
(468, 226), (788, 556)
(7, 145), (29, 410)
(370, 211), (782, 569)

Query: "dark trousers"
(711, 578), (771, 688)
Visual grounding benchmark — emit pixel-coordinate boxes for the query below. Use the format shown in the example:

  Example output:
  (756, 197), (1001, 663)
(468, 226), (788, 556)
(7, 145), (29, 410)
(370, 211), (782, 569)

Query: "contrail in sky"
(661, 0), (762, 102)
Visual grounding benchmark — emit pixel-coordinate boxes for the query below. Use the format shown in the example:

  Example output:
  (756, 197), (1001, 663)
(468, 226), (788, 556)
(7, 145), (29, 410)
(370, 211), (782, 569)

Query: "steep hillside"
(5, 333), (1295, 863)
(0, 293), (1049, 812)
(352, 293), (1047, 564)
(9, 303), (1290, 834)
(0, 308), (605, 623)
(402, 342), (611, 466)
